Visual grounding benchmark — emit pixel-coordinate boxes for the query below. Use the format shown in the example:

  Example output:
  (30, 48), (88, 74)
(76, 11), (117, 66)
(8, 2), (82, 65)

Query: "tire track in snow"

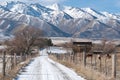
(50, 61), (72, 80)
(14, 57), (42, 80)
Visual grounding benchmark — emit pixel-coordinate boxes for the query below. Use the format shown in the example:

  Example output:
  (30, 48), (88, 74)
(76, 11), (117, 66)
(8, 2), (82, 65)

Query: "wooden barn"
(72, 39), (92, 53)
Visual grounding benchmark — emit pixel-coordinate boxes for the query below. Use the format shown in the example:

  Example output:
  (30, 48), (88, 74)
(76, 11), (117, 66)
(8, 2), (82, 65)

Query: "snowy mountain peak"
(2, 1), (26, 6)
(0, 5), (9, 11)
(82, 7), (106, 19)
(82, 7), (94, 11)
(101, 12), (119, 19)
(0, 1), (119, 21)
(47, 3), (63, 11)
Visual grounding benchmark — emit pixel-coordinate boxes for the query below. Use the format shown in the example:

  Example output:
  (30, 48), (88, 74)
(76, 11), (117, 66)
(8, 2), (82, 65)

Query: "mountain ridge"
(0, 1), (120, 39)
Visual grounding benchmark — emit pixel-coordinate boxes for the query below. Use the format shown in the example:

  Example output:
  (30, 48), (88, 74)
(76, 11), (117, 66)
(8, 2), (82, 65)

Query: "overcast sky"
(0, 0), (120, 13)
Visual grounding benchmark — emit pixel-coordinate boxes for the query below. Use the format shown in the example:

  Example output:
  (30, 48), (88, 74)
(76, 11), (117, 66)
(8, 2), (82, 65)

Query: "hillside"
(0, 1), (120, 39)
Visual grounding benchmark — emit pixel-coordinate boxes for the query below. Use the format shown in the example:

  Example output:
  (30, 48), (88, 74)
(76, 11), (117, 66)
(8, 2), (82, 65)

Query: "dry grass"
(0, 58), (31, 80)
(49, 55), (114, 80)
(86, 54), (112, 76)
(0, 55), (37, 80)
(116, 53), (120, 80)
(0, 54), (39, 80)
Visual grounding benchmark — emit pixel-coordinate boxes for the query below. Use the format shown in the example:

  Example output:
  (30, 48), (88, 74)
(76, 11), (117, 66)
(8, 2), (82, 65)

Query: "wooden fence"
(0, 51), (37, 80)
(48, 48), (118, 79)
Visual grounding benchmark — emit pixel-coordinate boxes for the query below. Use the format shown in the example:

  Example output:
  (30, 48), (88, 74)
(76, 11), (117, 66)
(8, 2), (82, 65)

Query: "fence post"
(14, 53), (17, 67)
(112, 53), (116, 78)
(20, 53), (22, 62)
(10, 52), (13, 70)
(26, 54), (28, 60)
(83, 51), (86, 66)
(2, 51), (6, 78)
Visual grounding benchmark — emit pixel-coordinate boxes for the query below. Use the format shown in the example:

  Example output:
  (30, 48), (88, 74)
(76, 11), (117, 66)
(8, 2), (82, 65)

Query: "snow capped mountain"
(64, 6), (95, 19)
(0, 1), (120, 39)
(101, 12), (120, 20)
(46, 3), (63, 11)
(82, 8), (105, 19)
(31, 3), (52, 13)
(0, 5), (9, 12)
(1, 1), (42, 17)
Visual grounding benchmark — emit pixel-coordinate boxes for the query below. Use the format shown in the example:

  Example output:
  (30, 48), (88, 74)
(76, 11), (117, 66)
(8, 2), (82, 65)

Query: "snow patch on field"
(47, 47), (73, 54)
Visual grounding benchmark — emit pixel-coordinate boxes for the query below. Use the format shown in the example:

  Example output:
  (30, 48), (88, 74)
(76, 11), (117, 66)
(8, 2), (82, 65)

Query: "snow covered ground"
(47, 47), (73, 54)
(14, 49), (85, 80)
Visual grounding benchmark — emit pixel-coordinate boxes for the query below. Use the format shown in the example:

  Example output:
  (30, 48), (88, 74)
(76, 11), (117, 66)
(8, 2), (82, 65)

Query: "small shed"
(73, 40), (92, 52)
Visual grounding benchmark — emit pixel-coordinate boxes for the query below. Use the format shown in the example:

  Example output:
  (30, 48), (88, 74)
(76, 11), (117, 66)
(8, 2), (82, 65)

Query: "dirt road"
(14, 49), (85, 80)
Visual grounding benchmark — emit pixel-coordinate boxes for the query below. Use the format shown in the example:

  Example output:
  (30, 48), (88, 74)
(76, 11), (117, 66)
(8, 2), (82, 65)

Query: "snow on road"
(14, 49), (85, 80)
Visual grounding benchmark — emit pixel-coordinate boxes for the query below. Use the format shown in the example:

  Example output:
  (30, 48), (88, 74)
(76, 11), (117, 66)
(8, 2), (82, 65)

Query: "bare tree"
(15, 27), (43, 54)
(4, 27), (43, 56)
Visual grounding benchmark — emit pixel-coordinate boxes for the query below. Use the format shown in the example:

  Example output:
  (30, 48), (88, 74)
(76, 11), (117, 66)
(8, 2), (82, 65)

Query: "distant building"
(72, 39), (92, 52)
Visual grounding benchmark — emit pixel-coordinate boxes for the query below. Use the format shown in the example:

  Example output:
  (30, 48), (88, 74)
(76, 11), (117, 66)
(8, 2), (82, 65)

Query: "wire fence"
(0, 51), (38, 80)
(48, 48), (118, 80)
